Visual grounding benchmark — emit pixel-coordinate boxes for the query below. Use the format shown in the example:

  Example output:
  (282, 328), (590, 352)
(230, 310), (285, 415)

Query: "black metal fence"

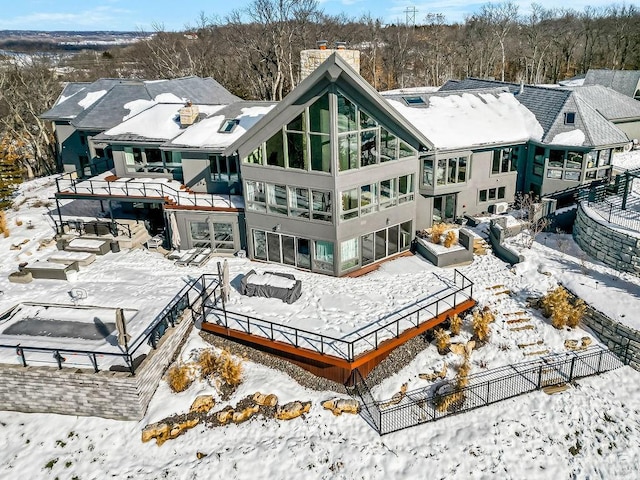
(348, 344), (627, 435)
(202, 269), (474, 362)
(1, 274), (218, 374)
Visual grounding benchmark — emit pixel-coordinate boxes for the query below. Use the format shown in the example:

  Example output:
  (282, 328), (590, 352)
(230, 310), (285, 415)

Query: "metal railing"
(584, 199), (640, 232)
(348, 344), (626, 435)
(53, 218), (134, 238)
(55, 173), (237, 209)
(202, 269), (474, 362)
(1, 274), (219, 374)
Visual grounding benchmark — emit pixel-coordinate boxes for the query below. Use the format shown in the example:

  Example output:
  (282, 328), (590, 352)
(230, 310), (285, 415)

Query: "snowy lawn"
(1, 176), (640, 478)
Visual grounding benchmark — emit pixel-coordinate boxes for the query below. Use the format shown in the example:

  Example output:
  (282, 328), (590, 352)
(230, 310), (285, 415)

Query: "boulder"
(232, 404), (259, 424)
(276, 401), (311, 421)
(141, 418), (200, 446)
(190, 395), (215, 414)
(253, 392), (278, 407)
(321, 398), (360, 416)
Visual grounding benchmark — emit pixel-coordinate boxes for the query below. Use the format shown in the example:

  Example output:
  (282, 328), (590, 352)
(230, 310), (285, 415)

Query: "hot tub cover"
(240, 270), (302, 304)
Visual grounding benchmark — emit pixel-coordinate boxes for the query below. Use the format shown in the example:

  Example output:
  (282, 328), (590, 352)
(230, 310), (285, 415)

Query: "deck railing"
(349, 344), (627, 435)
(202, 269), (475, 362)
(0, 274), (218, 374)
(55, 173), (237, 209)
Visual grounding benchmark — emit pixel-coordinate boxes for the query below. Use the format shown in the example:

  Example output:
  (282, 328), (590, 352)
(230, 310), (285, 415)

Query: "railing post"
(596, 347), (603, 372)
(375, 331), (378, 349)
(90, 353), (99, 373)
(295, 329), (298, 347)
(270, 323), (274, 340)
(569, 355), (576, 382)
(17, 347), (26, 367)
(536, 364), (543, 389)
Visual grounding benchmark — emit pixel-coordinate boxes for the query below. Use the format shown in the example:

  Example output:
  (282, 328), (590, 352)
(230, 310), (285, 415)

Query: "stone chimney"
(179, 101), (199, 127)
(300, 40), (360, 81)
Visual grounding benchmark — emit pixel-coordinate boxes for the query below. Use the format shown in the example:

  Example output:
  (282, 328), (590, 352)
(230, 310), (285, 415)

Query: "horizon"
(0, 0), (627, 32)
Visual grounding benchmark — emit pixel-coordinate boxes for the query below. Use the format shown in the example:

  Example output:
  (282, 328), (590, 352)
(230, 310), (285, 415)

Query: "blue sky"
(0, 0), (623, 31)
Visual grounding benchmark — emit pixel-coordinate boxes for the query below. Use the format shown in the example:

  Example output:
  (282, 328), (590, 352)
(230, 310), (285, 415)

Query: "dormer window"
(403, 96), (425, 105)
(564, 112), (576, 125)
(219, 119), (239, 133)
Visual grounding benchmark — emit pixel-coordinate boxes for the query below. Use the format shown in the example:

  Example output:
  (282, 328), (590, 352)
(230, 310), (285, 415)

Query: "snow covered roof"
(385, 89), (543, 150)
(440, 78), (631, 148)
(169, 102), (276, 150)
(98, 103), (225, 143)
(41, 76), (241, 130)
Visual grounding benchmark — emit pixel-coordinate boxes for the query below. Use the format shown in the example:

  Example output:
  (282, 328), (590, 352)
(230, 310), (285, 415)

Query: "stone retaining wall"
(565, 286), (640, 371)
(0, 312), (193, 421)
(573, 203), (640, 275)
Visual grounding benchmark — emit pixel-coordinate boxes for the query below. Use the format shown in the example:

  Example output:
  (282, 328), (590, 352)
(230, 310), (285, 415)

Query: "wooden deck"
(201, 297), (476, 384)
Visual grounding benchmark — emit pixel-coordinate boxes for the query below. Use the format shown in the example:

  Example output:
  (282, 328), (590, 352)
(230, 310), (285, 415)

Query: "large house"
(45, 51), (640, 276)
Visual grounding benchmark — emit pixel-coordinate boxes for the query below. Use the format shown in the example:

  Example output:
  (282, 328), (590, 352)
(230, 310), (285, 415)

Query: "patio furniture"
(240, 270), (302, 304)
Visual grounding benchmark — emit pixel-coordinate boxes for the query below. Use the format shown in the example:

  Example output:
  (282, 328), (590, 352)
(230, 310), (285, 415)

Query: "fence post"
(569, 355), (576, 382)
(536, 364), (543, 389)
(597, 347), (603, 373)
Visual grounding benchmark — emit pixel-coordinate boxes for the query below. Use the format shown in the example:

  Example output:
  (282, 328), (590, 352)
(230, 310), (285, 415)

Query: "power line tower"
(404, 6), (417, 26)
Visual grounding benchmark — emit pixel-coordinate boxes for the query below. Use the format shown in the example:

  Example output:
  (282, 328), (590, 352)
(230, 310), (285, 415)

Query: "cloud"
(0, 5), (135, 30)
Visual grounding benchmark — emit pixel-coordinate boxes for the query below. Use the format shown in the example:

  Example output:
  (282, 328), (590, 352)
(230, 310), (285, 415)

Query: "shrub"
(434, 328), (451, 355)
(540, 287), (585, 329)
(217, 350), (243, 387)
(472, 310), (491, 343)
(198, 349), (219, 379)
(0, 211), (8, 238)
(443, 230), (457, 248)
(449, 314), (462, 336)
(430, 223), (447, 244)
(15, 218), (22, 226)
(166, 363), (194, 393)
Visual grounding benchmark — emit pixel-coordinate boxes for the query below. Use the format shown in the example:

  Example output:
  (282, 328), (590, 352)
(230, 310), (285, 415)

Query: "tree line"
(0, 0), (639, 199)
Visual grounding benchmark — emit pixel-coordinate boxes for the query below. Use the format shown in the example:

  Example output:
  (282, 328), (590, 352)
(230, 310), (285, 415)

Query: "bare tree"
(0, 60), (59, 177)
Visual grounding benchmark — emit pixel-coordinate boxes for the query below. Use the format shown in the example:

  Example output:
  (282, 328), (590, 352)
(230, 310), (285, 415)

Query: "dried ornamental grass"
(541, 287), (585, 329)
(443, 230), (457, 248)
(472, 310), (491, 343)
(197, 349), (219, 379)
(434, 327), (451, 355)
(166, 363), (194, 393)
(449, 313), (462, 336)
(217, 350), (243, 387)
(430, 223), (447, 244)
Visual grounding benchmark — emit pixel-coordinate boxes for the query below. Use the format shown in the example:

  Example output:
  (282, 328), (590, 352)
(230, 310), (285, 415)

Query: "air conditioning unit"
(489, 202), (509, 215)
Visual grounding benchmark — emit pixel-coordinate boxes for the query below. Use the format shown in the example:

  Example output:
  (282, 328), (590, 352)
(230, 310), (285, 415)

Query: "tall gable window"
(242, 90), (417, 175)
(337, 91), (417, 172)
(244, 93), (331, 173)
(564, 112), (576, 125)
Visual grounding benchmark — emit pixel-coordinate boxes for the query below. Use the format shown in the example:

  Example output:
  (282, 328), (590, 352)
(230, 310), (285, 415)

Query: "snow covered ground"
(1, 177), (639, 478)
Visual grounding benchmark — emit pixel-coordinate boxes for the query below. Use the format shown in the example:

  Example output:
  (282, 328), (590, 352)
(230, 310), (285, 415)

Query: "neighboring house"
(440, 78), (637, 196)
(41, 76), (240, 176)
(382, 87), (542, 224)
(583, 69), (640, 101)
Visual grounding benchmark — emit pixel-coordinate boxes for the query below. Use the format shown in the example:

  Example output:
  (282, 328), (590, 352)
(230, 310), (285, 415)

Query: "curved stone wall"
(573, 203), (640, 276)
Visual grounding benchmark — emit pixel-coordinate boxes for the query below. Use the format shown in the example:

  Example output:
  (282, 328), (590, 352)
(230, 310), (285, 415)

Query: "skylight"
(219, 119), (240, 133)
(403, 96), (425, 105)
